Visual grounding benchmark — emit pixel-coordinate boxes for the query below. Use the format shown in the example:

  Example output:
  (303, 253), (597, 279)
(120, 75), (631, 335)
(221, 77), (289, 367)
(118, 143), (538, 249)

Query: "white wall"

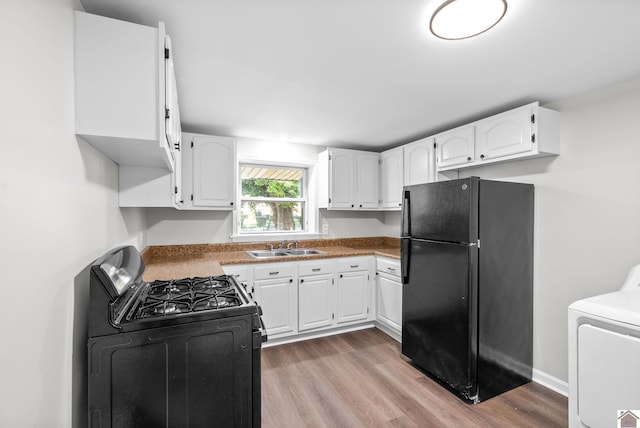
(458, 76), (640, 384)
(0, 1), (147, 426)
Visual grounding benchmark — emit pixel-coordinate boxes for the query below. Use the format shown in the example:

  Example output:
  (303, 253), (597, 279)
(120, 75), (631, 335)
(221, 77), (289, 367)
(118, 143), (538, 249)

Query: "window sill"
(230, 232), (323, 243)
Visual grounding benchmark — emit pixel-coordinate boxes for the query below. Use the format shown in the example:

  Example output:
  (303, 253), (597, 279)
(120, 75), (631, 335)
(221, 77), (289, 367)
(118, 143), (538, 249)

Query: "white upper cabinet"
(403, 137), (436, 186)
(319, 148), (380, 210)
(435, 125), (475, 169)
(475, 104), (533, 161)
(326, 148), (355, 209)
(181, 133), (237, 210)
(356, 151), (381, 209)
(380, 146), (404, 210)
(436, 102), (560, 172)
(74, 12), (179, 172)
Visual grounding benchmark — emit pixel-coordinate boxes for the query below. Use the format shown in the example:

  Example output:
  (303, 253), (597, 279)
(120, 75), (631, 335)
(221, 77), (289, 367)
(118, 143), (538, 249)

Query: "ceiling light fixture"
(430, 0), (507, 40)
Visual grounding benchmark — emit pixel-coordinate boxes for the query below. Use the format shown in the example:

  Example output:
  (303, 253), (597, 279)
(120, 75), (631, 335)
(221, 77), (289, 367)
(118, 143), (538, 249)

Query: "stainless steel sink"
(246, 250), (290, 258)
(286, 249), (325, 256)
(246, 248), (326, 259)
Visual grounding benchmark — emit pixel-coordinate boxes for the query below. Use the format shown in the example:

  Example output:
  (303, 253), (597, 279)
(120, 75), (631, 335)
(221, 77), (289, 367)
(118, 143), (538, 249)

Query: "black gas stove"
(88, 245), (265, 428)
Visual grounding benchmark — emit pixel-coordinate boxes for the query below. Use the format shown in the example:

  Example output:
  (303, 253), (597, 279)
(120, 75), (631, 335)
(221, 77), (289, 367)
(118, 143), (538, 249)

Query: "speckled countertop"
(141, 237), (400, 282)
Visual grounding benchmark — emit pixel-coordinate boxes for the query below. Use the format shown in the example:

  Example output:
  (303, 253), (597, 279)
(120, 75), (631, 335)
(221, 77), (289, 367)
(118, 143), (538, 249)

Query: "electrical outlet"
(322, 223), (329, 235)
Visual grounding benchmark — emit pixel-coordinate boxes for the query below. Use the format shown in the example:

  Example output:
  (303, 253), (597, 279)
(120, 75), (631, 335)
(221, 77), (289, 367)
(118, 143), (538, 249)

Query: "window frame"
(236, 162), (309, 235)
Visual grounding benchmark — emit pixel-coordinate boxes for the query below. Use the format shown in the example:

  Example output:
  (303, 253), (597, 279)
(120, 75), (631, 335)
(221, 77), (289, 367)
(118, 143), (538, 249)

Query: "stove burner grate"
(133, 276), (243, 319)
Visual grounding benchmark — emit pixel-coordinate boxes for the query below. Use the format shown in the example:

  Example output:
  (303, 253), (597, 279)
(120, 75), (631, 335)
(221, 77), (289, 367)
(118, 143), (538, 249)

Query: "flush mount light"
(430, 0), (507, 40)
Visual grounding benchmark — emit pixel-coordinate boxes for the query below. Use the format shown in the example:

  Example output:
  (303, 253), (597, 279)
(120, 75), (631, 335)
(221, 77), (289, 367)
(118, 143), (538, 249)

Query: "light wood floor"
(261, 328), (567, 427)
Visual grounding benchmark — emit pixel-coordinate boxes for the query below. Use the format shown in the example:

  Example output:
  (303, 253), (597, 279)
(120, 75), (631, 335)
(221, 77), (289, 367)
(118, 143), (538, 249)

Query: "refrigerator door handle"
(401, 238), (411, 284)
(402, 190), (410, 237)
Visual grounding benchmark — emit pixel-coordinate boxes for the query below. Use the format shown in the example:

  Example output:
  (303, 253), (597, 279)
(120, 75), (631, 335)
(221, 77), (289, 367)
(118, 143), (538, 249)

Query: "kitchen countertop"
(142, 237), (400, 282)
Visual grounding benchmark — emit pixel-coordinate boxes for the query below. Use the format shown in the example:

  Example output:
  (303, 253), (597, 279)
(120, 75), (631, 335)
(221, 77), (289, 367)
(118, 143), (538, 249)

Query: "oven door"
(88, 315), (255, 428)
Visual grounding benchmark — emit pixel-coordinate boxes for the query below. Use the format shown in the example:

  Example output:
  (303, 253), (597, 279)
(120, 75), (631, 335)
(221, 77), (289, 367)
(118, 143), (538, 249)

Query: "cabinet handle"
(480, 154), (485, 159)
(269, 271), (279, 275)
(300, 279), (304, 283)
(312, 268), (321, 272)
(387, 267), (396, 272)
(230, 202), (234, 206)
(340, 274), (343, 278)
(351, 204), (354, 208)
(351, 265), (359, 268)
(467, 156), (472, 161)
(359, 204), (363, 208)
(289, 278), (293, 283)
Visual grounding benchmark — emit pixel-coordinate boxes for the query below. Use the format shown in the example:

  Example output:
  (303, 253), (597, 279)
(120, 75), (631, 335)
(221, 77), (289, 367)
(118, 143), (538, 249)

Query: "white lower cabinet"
(253, 263), (297, 338)
(336, 257), (373, 324)
(298, 260), (335, 332)
(222, 264), (254, 296)
(226, 256), (376, 341)
(375, 257), (402, 337)
(298, 273), (334, 331)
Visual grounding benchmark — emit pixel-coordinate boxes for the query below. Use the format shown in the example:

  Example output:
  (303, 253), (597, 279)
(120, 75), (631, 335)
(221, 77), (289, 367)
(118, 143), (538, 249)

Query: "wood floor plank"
(261, 328), (568, 428)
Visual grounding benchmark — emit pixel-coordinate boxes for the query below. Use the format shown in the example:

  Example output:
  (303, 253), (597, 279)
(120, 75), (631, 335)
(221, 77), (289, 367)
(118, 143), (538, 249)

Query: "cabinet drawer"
(337, 257), (370, 272)
(376, 258), (400, 278)
(222, 264), (251, 283)
(253, 263), (295, 280)
(298, 260), (334, 276)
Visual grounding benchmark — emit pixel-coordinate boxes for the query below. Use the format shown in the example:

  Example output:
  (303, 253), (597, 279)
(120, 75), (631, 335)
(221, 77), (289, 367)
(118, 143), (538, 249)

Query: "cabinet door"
(328, 148), (355, 209)
(254, 277), (296, 336)
(298, 274), (334, 331)
(404, 137), (435, 186)
(356, 152), (380, 209)
(164, 35), (181, 152)
(380, 147), (404, 209)
(336, 271), (370, 324)
(475, 105), (533, 161)
(191, 135), (236, 208)
(377, 272), (402, 332)
(435, 126), (475, 169)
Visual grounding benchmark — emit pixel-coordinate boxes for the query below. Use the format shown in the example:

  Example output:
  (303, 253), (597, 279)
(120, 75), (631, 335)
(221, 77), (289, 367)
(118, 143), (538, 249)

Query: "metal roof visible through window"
(241, 166), (303, 181)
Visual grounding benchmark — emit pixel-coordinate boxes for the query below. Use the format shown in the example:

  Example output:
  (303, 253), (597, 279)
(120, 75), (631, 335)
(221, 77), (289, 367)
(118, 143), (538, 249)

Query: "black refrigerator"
(401, 177), (533, 403)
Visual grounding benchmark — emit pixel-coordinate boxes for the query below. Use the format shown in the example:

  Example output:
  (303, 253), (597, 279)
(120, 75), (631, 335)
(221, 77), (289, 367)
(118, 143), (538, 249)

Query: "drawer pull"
(387, 267), (396, 272)
(269, 271), (279, 275)
(350, 265), (359, 268)
(312, 268), (321, 272)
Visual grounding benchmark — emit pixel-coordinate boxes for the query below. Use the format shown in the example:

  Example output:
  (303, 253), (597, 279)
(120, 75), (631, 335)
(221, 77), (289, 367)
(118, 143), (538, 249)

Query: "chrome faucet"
(267, 243), (274, 251)
(278, 240), (287, 249)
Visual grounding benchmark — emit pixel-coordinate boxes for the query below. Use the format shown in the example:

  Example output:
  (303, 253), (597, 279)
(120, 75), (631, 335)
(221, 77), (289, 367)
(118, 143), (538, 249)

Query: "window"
(239, 164), (307, 234)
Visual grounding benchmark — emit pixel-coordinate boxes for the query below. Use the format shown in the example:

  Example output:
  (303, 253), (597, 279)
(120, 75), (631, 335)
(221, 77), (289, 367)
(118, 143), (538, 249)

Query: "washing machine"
(568, 265), (640, 428)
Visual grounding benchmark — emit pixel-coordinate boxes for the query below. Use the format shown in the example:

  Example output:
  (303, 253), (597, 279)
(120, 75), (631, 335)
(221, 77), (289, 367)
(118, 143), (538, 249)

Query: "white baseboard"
(262, 323), (375, 348)
(532, 368), (568, 397)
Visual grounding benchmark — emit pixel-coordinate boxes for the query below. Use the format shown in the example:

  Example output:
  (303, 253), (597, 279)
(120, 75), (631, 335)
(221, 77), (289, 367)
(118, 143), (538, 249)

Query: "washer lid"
(569, 289), (640, 327)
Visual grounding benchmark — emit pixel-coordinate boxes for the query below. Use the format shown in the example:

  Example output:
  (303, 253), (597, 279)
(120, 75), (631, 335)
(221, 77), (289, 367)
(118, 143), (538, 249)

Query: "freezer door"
(401, 238), (478, 401)
(402, 178), (478, 243)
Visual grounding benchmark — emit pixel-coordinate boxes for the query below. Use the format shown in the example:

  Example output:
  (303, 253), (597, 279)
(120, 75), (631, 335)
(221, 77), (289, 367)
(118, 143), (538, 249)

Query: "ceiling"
(79, 0), (640, 151)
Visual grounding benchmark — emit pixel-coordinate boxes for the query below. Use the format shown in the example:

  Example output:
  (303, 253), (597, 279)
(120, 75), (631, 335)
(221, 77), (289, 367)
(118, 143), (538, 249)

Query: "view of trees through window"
(240, 165), (305, 233)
